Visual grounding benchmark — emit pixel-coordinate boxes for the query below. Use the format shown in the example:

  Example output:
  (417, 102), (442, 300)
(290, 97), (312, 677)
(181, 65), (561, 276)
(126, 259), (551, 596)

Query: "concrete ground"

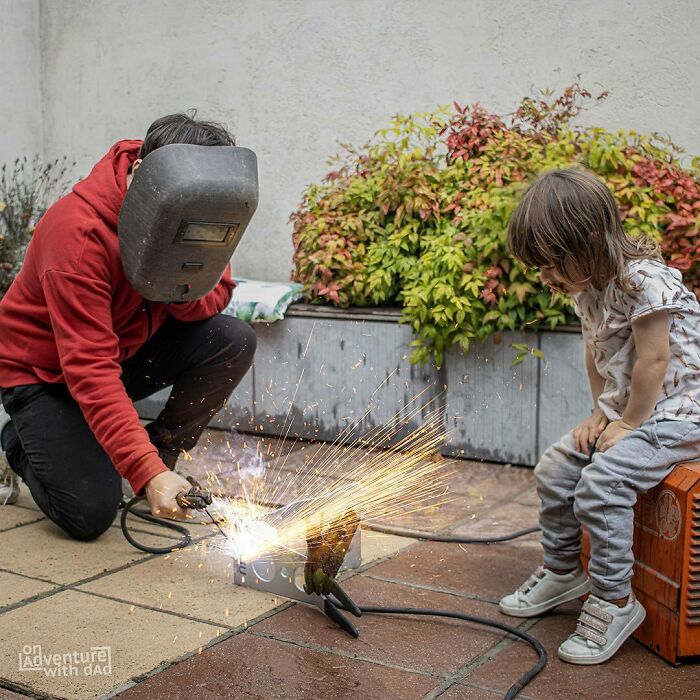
(0, 430), (698, 700)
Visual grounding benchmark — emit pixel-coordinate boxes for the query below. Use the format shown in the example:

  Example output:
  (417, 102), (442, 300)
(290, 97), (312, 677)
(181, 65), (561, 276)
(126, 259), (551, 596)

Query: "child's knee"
(534, 446), (564, 489)
(572, 467), (608, 525)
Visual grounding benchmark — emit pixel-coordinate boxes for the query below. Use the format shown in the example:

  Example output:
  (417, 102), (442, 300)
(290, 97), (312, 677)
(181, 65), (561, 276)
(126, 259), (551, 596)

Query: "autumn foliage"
(291, 85), (700, 366)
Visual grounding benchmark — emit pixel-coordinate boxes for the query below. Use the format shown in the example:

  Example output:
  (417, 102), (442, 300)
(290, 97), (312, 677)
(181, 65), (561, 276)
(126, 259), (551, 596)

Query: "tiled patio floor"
(1, 430), (698, 699)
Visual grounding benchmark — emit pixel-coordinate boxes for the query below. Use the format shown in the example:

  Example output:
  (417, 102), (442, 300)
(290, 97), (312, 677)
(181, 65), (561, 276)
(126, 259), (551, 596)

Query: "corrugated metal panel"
(253, 317), (443, 446)
(537, 331), (589, 457)
(443, 333), (539, 465)
(133, 309), (591, 466)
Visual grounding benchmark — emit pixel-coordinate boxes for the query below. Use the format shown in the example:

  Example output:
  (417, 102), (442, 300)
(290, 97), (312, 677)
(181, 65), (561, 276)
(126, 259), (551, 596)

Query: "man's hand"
(595, 419), (635, 453)
(573, 409), (609, 455)
(145, 471), (192, 520)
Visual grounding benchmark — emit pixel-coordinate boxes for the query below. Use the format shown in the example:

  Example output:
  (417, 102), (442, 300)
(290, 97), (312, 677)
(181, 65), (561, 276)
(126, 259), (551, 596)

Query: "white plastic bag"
(223, 278), (303, 323)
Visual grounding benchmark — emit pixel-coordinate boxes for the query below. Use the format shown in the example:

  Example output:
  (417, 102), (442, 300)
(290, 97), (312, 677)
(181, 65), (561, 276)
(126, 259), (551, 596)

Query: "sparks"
(199, 394), (452, 565)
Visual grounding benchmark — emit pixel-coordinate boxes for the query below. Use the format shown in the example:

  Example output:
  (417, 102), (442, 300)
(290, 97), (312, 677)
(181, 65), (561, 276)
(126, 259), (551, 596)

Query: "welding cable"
(333, 601), (546, 700)
(242, 499), (542, 545)
(119, 498), (547, 696)
(120, 497), (193, 554)
(363, 522), (540, 543)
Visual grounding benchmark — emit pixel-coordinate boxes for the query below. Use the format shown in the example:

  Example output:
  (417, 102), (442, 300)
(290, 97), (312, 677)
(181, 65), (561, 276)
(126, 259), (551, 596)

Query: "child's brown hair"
(507, 168), (661, 291)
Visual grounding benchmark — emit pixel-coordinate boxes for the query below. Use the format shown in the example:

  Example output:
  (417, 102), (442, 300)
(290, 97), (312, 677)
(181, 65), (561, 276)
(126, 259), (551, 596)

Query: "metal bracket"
(232, 526), (361, 607)
(233, 501), (362, 637)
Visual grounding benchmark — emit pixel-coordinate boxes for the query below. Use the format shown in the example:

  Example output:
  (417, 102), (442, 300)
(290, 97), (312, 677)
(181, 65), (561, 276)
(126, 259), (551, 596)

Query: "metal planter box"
(136, 305), (590, 467)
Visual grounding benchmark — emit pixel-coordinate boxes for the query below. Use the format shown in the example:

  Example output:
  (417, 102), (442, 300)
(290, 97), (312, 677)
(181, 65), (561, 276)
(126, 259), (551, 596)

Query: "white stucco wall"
(0, 0), (42, 165)
(31, 0), (700, 280)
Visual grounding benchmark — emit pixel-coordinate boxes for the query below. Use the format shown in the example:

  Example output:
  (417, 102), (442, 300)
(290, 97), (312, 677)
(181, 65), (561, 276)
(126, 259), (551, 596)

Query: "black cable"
(120, 496), (193, 554)
(120, 498), (547, 697)
(331, 602), (546, 700)
(363, 521), (541, 543)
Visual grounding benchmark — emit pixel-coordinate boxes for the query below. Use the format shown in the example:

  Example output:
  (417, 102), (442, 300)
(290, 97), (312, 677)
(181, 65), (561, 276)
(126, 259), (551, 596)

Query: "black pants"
(0, 315), (256, 541)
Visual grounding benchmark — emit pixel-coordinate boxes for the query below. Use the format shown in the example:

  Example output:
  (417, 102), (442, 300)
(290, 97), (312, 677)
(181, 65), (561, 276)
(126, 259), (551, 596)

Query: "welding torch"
(120, 476), (226, 553)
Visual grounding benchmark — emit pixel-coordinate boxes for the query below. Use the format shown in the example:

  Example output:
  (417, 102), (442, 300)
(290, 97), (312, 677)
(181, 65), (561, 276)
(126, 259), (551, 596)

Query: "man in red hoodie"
(0, 113), (256, 539)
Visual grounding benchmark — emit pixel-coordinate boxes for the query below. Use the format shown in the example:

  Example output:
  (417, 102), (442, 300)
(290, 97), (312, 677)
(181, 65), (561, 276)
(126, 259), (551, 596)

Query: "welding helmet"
(118, 144), (258, 302)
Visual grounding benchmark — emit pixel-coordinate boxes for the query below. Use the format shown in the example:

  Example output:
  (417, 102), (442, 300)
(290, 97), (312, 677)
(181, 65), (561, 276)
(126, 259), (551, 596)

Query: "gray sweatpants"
(535, 418), (700, 599)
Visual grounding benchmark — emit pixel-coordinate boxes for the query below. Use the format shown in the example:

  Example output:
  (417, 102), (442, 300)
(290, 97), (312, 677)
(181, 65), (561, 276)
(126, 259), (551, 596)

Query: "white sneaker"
(499, 565), (591, 617)
(558, 593), (646, 665)
(0, 403), (19, 505)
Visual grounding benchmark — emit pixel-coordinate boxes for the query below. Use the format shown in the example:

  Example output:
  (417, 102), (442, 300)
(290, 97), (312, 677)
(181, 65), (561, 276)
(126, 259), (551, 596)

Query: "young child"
(501, 168), (700, 665)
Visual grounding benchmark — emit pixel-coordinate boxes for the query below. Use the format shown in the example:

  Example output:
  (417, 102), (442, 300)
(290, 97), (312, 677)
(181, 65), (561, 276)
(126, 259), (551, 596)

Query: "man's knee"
(62, 500), (119, 541)
(53, 478), (121, 541)
(208, 315), (257, 367)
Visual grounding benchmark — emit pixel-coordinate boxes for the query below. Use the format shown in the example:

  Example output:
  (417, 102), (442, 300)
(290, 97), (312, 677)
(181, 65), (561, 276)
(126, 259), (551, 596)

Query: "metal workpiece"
(233, 525), (362, 636)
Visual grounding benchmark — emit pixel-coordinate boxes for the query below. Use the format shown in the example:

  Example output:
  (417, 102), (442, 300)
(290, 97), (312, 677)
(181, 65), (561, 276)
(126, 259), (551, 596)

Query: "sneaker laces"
(518, 565), (546, 594)
(573, 599), (613, 647)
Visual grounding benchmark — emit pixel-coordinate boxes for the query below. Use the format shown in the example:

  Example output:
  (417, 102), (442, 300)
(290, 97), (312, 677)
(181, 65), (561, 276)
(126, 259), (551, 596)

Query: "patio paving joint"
(0, 566), (59, 586)
(249, 627), (447, 679)
(363, 572), (500, 605)
(0, 677), (51, 700)
(420, 616), (541, 700)
(63, 532), (215, 589)
(338, 478), (538, 587)
(95, 600), (297, 699)
(74, 587), (237, 630)
(0, 515), (46, 534)
(0, 532), (225, 624)
(8, 502), (42, 514)
(444, 479), (538, 527)
(0, 583), (64, 616)
(457, 680), (536, 700)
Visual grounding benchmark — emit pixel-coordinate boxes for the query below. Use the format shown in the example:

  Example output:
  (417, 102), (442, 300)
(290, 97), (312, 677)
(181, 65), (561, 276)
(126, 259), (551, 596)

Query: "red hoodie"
(0, 140), (235, 494)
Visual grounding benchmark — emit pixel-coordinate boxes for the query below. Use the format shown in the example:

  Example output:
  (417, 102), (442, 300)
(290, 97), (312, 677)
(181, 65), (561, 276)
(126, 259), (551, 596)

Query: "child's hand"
(573, 409), (609, 455)
(595, 420), (635, 452)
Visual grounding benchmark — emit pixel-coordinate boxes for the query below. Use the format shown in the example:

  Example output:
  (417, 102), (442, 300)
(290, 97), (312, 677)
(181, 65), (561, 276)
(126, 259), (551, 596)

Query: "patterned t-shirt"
(573, 258), (700, 423)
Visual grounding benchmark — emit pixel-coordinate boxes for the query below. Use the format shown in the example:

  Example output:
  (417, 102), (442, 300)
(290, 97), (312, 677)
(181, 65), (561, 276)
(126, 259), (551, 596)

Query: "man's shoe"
(0, 403), (19, 505)
(499, 565), (591, 617)
(558, 593), (646, 665)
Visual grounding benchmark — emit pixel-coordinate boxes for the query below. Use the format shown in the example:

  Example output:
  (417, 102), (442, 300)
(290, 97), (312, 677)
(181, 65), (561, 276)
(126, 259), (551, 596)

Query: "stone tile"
(359, 530), (415, 566)
(0, 688), (27, 699)
(177, 432), (343, 507)
(9, 488), (41, 512)
(368, 497), (472, 532)
(468, 612), (700, 699)
(115, 631), (440, 700)
(452, 501), (540, 549)
(441, 460), (535, 499)
(0, 589), (225, 700)
(0, 519), (169, 584)
(274, 442), (401, 479)
(438, 683), (505, 699)
(185, 431), (311, 477)
(368, 541), (541, 603)
(0, 503), (44, 532)
(253, 575), (513, 675)
(363, 463), (536, 534)
(0, 571), (58, 609)
(79, 542), (283, 627)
